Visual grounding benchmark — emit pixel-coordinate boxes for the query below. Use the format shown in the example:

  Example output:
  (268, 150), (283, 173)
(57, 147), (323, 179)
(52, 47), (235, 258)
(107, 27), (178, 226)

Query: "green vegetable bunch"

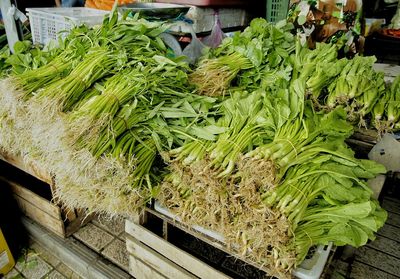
(2, 12), (391, 278)
(1, 11), (206, 208)
(372, 76), (400, 131)
(190, 18), (296, 96)
(159, 35), (388, 277)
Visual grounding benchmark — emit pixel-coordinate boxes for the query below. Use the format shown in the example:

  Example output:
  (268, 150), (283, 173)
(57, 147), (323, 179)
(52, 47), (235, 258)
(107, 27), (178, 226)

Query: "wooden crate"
(125, 208), (279, 279)
(0, 150), (53, 185)
(126, 208), (337, 279)
(0, 151), (91, 238)
(125, 217), (231, 279)
(347, 128), (379, 157)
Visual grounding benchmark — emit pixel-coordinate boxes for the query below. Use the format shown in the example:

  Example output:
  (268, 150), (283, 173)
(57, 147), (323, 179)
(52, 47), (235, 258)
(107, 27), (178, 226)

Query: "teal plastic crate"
(266, 0), (290, 23)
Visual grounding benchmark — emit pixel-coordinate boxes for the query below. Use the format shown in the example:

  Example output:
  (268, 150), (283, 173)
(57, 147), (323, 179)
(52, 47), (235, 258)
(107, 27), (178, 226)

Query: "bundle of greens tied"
(159, 19), (388, 278)
(0, 12), (216, 214)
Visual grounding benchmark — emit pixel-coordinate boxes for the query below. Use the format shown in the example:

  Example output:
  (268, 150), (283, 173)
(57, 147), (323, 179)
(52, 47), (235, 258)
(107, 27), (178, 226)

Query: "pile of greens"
(191, 19), (400, 133)
(159, 19), (388, 277)
(2, 11), (220, 213)
(0, 13), (390, 278)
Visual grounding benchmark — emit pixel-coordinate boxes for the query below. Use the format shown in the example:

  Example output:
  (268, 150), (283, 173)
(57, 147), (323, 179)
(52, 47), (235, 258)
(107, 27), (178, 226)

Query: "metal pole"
(0, 0), (21, 53)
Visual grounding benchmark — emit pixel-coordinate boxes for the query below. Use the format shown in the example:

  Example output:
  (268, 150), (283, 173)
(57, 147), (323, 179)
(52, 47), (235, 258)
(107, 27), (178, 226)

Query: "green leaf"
(328, 222), (368, 247)
(246, 41), (263, 67)
(153, 55), (177, 66)
(161, 108), (197, 118)
(325, 202), (374, 219)
(13, 40), (31, 54)
(359, 159), (386, 175)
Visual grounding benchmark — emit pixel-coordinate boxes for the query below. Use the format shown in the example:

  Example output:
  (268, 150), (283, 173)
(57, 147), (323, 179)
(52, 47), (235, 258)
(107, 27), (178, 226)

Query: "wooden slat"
(145, 209), (225, 250)
(352, 128), (379, 143)
(5, 179), (61, 219)
(351, 261), (399, 279)
(64, 211), (93, 237)
(345, 138), (374, 154)
(145, 208), (274, 275)
(129, 255), (166, 279)
(382, 199), (400, 214)
(331, 260), (350, 277)
(384, 196), (400, 204)
(126, 236), (196, 279)
(378, 224), (400, 242)
(128, 210), (146, 225)
(386, 211), (400, 228)
(13, 194), (65, 237)
(125, 220), (231, 279)
(62, 207), (78, 223)
(355, 246), (400, 277)
(0, 151), (52, 184)
(367, 236), (400, 259)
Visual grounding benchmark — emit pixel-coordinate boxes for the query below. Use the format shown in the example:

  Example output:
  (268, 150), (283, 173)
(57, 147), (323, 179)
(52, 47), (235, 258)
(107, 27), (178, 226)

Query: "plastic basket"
(26, 8), (108, 45)
(266, 0), (290, 23)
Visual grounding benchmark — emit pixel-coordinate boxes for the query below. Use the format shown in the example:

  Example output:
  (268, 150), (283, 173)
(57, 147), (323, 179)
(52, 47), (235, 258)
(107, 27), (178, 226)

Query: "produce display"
(161, 18), (388, 277)
(0, 10), (395, 279)
(192, 19), (400, 132)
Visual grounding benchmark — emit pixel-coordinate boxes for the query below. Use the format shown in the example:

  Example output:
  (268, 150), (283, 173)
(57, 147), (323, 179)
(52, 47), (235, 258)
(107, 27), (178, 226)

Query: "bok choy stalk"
(298, 43), (390, 130)
(380, 76), (400, 129)
(303, 43), (344, 98)
(71, 68), (146, 122)
(71, 53), (195, 155)
(190, 53), (252, 97)
(356, 71), (386, 119)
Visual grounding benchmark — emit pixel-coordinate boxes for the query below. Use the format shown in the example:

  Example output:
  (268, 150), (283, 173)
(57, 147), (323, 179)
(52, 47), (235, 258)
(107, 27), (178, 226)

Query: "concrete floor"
(4, 241), (81, 279)
(3, 215), (131, 279)
(74, 215), (129, 271)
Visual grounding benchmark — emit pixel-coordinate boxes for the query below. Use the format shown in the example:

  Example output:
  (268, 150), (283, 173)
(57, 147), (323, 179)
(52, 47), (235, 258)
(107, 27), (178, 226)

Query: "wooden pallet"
(0, 151), (91, 238)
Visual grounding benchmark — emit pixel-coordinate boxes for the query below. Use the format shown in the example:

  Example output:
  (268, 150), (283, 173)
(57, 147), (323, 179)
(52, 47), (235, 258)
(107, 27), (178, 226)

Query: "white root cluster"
(0, 78), (147, 217)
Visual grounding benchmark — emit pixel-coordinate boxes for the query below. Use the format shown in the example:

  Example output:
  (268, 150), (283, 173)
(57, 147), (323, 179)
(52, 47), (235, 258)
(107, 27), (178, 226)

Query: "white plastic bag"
(182, 26), (206, 65)
(202, 12), (226, 48)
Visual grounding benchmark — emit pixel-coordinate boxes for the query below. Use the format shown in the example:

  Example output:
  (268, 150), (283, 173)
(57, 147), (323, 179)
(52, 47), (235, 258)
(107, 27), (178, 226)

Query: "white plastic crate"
(26, 7), (108, 45)
(154, 201), (332, 279)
